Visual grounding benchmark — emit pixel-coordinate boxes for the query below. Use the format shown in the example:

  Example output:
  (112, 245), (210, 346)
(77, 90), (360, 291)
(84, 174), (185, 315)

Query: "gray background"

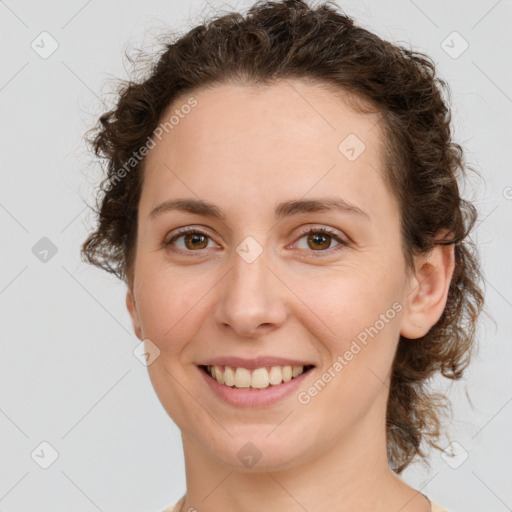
(1, 0), (511, 511)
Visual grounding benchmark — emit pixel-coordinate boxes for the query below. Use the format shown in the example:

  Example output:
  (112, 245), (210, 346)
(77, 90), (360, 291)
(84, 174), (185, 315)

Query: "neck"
(178, 403), (430, 512)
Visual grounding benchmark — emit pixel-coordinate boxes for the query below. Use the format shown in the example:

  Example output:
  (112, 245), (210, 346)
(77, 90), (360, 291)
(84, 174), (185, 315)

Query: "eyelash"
(163, 226), (349, 257)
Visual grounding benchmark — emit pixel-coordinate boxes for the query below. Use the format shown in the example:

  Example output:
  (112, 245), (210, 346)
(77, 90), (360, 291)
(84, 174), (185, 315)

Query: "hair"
(81, 0), (484, 474)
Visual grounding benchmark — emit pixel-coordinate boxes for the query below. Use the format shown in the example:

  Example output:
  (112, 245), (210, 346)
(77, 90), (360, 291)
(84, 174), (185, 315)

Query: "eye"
(293, 226), (348, 255)
(164, 227), (217, 254)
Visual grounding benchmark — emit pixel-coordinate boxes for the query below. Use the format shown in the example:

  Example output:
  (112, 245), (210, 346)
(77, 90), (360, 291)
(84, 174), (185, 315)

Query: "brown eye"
(295, 227), (348, 255)
(306, 232), (332, 250)
(165, 228), (214, 253)
(182, 232), (209, 250)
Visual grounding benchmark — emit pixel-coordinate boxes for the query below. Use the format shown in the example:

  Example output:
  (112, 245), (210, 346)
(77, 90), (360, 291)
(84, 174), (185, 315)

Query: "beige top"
(161, 496), (450, 511)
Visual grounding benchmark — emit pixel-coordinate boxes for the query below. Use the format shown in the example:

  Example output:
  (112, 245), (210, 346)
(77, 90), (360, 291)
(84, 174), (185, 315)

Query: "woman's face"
(127, 80), (417, 470)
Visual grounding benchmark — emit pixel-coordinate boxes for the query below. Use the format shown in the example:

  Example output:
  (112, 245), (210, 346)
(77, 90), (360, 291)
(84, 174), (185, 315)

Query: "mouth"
(198, 363), (316, 391)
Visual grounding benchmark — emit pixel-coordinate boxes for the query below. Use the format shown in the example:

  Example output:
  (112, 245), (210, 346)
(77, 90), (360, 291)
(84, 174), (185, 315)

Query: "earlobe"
(400, 240), (455, 340)
(126, 288), (143, 340)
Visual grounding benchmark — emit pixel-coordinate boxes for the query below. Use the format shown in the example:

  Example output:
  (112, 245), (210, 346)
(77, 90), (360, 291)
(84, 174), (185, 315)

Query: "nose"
(213, 246), (288, 338)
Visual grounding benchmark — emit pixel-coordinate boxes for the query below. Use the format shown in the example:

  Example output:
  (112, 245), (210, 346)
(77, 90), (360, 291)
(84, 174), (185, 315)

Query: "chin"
(200, 429), (315, 472)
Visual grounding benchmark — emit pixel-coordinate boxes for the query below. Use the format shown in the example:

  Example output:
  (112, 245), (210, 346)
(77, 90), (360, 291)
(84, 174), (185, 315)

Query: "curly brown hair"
(81, 0), (484, 474)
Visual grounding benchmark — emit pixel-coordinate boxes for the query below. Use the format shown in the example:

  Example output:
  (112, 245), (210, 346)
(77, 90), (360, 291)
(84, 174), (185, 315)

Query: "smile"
(200, 364), (315, 390)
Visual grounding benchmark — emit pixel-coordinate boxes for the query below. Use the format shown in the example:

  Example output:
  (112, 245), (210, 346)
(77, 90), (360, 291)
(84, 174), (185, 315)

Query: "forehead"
(140, 79), (394, 222)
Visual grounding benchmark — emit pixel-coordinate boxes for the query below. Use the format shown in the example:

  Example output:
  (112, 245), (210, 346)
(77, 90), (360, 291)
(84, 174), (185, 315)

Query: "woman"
(81, 1), (484, 511)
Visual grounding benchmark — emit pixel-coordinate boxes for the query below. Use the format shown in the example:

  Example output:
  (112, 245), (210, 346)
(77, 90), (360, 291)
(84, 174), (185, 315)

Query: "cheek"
(300, 268), (402, 341)
(135, 266), (217, 350)
(300, 269), (404, 398)
(297, 275), (403, 421)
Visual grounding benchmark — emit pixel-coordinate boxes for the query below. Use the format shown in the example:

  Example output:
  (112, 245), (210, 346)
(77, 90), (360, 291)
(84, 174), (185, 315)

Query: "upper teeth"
(207, 365), (307, 389)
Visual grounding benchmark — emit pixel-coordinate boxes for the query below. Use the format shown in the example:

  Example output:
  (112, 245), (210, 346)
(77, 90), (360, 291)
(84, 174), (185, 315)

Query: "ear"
(400, 233), (456, 339)
(126, 286), (143, 340)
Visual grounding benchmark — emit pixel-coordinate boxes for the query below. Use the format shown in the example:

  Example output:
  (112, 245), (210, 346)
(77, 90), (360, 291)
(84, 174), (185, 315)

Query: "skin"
(126, 79), (455, 512)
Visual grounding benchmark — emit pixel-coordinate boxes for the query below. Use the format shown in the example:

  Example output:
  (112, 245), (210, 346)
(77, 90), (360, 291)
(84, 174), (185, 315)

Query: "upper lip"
(198, 356), (315, 370)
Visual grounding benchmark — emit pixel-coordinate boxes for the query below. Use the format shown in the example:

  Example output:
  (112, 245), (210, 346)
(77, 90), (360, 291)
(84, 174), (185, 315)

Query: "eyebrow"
(149, 197), (370, 221)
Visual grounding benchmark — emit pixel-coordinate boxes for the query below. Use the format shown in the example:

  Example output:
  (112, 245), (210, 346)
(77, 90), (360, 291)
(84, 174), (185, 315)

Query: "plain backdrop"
(1, 0), (511, 511)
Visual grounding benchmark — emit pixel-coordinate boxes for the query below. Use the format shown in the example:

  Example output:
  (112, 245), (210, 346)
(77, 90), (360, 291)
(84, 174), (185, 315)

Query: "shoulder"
(162, 498), (449, 512)
(160, 496), (184, 512)
(161, 499), (452, 512)
(161, 497), (452, 512)
(431, 502), (451, 512)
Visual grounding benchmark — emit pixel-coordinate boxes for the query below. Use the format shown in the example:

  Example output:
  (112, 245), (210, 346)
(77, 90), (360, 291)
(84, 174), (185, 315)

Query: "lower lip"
(198, 366), (314, 407)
